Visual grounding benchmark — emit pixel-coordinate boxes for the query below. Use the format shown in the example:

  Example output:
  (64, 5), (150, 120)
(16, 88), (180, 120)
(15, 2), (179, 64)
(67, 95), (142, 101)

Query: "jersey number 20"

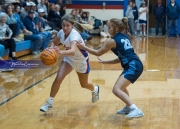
(121, 39), (133, 50)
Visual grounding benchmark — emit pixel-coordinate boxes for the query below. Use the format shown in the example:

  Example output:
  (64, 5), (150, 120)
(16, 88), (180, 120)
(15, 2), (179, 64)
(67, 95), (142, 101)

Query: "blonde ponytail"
(74, 22), (93, 33)
(110, 17), (129, 35)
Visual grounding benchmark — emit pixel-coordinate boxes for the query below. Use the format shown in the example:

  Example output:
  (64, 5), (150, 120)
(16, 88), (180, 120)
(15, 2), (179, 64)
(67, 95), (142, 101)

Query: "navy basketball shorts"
(139, 19), (147, 25)
(121, 59), (143, 83)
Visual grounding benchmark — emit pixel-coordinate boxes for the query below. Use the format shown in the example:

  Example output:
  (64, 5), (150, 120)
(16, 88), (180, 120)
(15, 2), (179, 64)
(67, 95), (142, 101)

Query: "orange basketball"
(40, 48), (58, 66)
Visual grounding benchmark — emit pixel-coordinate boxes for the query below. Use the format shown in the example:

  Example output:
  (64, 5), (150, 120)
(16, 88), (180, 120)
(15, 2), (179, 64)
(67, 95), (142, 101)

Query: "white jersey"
(57, 28), (88, 62)
(139, 7), (148, 21)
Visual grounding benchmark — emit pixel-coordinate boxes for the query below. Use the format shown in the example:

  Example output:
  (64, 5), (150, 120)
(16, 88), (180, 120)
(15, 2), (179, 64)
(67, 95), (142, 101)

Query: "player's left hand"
(53, 46), (62, 55)
(77, 42), (85, 49)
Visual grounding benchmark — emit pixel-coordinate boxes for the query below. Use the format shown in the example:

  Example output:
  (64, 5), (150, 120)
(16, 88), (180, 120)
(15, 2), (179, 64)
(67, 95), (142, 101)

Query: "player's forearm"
(60, 49), (76, 56)
(83, 46), (101, 56)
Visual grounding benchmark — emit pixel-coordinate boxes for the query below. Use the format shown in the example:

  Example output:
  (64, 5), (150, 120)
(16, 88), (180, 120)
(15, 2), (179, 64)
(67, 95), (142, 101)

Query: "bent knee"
(112, 87), (126, 95)
(112, 88), (118, 95)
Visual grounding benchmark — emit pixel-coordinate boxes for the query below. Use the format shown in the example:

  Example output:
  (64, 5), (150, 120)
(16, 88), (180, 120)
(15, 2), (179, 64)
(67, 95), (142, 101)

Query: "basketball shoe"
(125, 108), (144, 119)
(40, 101), (53, 112)
(117, 106), (130, 114)
(92, 85), (99, 103)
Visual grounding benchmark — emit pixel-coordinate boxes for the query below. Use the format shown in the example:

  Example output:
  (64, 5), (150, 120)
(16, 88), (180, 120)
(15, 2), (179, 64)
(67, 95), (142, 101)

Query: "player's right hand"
(97, 57), (105, 64)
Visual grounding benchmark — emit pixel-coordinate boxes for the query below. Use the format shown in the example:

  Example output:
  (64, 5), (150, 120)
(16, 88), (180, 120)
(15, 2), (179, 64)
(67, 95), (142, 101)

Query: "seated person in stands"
(34, 9), (52, 50)
(80, 12), (90, 24)
(31, 2), (38, 18)
(5, 4), (20, 41)
(23, 10), (46, 55)
(71, 9), (92, 41)
(20, 2), (31, 22)
(71, 9), (76, 18)
(75, 9), (82, 22)
(48, 3), (61, 30)
(0, 5), (4, 13)
(100, 20), (110, 37)
(0, 13), (17, 60)
(0, 44), (14, 72)
(13, 5), (32, 40)
(37, 0), (48, 19)
(55, 4), (61, 16)
(59, 4), (66, 17)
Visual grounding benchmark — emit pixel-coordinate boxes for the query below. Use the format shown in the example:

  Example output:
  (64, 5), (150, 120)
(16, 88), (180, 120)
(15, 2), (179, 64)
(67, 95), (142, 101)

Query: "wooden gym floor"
(0, 36), (180, 129)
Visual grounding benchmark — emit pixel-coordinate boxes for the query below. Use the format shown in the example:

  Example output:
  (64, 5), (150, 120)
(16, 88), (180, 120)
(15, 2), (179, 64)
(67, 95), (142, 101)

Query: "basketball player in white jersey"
(40, 14), (99, 112)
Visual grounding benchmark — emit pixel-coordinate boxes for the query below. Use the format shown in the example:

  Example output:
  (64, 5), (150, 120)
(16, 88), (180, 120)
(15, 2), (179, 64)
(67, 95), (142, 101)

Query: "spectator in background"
(139, 2), (149, 36)
(80, 12), (89, 24)
(57, 0), (64, 8)
(100, 20), (110, 37)
(60, 5), (66, 17)
(126, 1), (135, 36)
(5, 4), (19, 41)
(0, 13), (17, 60)
(132, 2), (138, 35)
(34, 8), (52, 50)
(0, 5), (4, 13)
(166, 0), (180, 38)
(76, 9), (82, 22)
(48, 3), (61, 30)
(55, 4), (61, 16)
(44, 0), (50, 12)
(71, 9), (76, 18)
(37, 0), (48, 19)
(153, 0), (166, 36)
(71, 9), (92, 41)
(24, 10), (45, 55)
(14, 5), (21, 15)
(31, 2), (38, 17)
(20, 2), (31, 22)
(13, 5), (32, 39)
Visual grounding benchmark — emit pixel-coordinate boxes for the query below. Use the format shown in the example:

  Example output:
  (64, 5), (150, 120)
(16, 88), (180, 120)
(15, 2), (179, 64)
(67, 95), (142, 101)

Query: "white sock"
(144, 32), (146, 35)
(47, 97), (54, 104)
(129, 104), (138, 110)
(93, 85), (98, 92)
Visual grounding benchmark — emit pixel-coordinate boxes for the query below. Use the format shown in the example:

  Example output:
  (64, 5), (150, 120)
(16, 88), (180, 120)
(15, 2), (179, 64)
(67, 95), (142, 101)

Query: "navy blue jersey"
(111, 33), (140, 67)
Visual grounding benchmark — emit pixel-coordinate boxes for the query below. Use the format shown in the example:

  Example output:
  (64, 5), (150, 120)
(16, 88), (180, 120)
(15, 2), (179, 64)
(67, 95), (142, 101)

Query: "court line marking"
(0, 71), (57, 106)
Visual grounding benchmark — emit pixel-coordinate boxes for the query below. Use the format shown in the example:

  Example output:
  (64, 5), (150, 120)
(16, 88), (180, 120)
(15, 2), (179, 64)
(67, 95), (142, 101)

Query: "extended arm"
(77, 39), (116, 56)
(98, 57), (120, 64)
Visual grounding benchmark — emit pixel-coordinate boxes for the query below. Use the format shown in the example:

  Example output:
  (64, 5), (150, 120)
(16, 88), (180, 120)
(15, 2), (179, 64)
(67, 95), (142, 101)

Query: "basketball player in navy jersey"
(77, 18), (144, 119)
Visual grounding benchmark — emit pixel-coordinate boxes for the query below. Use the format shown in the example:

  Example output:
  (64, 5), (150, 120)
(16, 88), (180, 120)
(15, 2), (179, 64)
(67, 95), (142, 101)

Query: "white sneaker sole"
(125, 114), (144, 119)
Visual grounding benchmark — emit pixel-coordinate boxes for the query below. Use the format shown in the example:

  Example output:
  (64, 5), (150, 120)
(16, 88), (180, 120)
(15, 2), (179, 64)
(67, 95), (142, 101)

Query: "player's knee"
(112, 88), (118, 95)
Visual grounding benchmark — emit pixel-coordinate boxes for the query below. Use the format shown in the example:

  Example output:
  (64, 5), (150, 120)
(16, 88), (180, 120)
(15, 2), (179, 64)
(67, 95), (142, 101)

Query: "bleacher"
(2, 40), (32, 59)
